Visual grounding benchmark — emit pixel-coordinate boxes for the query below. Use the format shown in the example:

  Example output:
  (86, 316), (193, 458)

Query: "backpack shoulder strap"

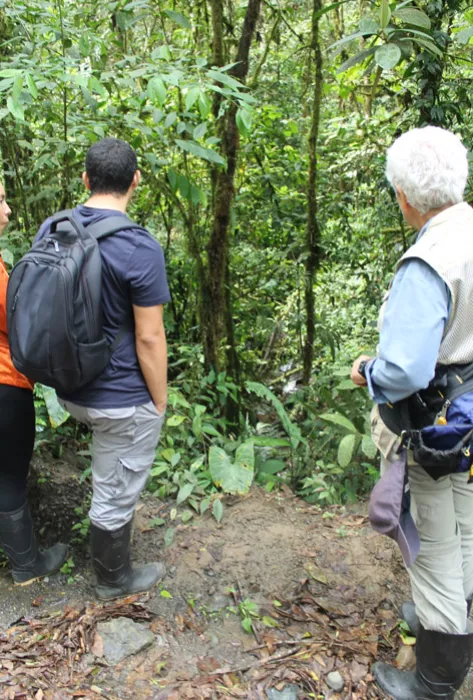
(86, 216), (144, 240)
(85, 214), (141, 354)
(48, 209), (80, 235)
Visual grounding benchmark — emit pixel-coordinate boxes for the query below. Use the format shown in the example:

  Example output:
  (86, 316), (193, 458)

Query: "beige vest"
(393, 202), (473, 365)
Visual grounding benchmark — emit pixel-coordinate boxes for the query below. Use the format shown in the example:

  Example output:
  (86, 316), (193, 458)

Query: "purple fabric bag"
(368, 450), (420, 568)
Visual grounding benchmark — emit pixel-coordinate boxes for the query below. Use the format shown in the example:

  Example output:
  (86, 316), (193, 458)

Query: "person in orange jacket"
(0, 182), (67, 584)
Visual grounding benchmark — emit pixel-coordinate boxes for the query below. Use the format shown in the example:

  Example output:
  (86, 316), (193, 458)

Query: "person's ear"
(131, 170), (141, 191)
(82, 172), (91, 191)
(396, 187), (410, 214)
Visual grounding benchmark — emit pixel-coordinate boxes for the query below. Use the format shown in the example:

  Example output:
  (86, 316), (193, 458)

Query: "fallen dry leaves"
(0, 595), (151, 700)
(154, 578), (404, 699)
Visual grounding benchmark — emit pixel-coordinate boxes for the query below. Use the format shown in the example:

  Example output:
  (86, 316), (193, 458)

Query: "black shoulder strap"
(84, 214), (141, 354)
(86, 216), (144, 240)
(49, 209), (85, 237)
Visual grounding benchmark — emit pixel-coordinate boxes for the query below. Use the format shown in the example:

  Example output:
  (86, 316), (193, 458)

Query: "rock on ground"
(326, 670), (345, 692)
(96, 617), (155, 665)
(266, 685), (300, 700)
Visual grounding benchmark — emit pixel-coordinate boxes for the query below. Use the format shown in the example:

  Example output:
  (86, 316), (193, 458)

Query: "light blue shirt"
(366, 239), (451, 404)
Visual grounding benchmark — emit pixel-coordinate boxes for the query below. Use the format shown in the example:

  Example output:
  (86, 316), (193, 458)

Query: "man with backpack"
(351, 126), (473, 699)
(20, 138), (170, 599)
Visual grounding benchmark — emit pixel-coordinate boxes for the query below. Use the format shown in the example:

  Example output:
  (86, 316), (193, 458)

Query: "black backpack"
(7, 210), (142, 394)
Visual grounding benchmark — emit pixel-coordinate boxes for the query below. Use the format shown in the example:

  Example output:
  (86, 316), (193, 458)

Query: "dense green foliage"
(0, 0), (472, 518)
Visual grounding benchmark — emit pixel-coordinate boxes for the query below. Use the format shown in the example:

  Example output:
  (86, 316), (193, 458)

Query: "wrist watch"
(358, 360), (368, 379)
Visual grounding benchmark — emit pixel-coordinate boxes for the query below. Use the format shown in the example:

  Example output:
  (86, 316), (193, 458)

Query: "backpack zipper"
(46, 237), (60, 252)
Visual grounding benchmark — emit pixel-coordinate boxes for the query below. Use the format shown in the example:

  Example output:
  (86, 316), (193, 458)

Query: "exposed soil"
(1, 454), (472, 699)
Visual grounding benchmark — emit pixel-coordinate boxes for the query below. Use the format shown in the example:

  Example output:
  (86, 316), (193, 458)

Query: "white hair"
(386, 126), (468, 215)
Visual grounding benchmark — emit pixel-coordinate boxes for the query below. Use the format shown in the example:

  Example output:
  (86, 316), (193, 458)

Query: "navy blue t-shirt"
(36, 205), (170, 408)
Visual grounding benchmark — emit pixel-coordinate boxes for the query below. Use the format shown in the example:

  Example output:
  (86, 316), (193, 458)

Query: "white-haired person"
(351, 126), (473, 699)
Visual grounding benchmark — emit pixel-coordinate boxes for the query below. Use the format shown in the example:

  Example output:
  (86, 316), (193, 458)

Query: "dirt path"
(1, 457), (471, 699)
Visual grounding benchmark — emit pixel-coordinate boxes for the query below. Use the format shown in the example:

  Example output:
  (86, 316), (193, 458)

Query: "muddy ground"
(1, 455), (472, 699)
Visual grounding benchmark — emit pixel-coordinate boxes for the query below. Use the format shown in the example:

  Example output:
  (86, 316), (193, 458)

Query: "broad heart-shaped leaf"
(175, 139), (226, 166)
(338, 434), (356, 468)
(209, 445), (254, 495)
(362, 434), (378, 459)
(393, 7), (431, 29)
(319, 412), (358, 434)
(375, 43), (402, 69)
(235, 441), (255, 470)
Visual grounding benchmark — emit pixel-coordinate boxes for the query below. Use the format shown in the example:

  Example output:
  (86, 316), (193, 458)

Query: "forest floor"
(1, 454), (472, 700)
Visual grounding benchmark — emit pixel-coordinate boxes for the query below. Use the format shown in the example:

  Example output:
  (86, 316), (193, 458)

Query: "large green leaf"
(212, 498), (224, 523)
(319, 412), (358, 434)
(252, 436), (291, 448)
(147, 76), (167, 106)
(245, 381), (303, 449)
(235, 441), (255, 470)
(177, 483), (194, 505)
(393, 7), (431, 29)
(456, 27), (473, 45)
(258, 459), (286, 475)
(379, 0), (391, 30)
(361, 434), (378, 459)
(408, 35), (444, 58)
(337, 47), (377, 73)
(165, 10), (191, 29)
(330, 31), (370, 51)
(207, 69), (244, 91)
(375, 43), (402, 69)
(175, 139), (226, 166)
(41, 385), (69, 428)
(338, 434), (356, 468)
(209, 444), (254, 495)
(359, 16), (379, 34)
(185, 86), (200, 110)
(7, 95), (24, 121)
(0, 248), (14, 267)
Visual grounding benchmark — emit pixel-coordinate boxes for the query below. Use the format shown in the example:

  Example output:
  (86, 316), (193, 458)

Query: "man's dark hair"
(85, 138), (138, 195)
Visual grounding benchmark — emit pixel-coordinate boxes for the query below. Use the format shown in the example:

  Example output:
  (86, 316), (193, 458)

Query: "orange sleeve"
(0, 257), (33, 390)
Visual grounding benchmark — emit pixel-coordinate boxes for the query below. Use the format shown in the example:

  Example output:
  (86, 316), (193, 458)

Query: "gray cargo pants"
(60, 400), (164, 532)
(371, 405), (473, 634)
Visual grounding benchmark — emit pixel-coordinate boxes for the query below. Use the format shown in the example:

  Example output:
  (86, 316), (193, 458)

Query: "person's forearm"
(136, 334), (167, 411)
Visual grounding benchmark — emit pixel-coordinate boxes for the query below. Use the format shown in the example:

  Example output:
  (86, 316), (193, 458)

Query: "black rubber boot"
(0, 502), (68, 585)
(401, 600), (473, 638)
(373, 622), (473, 699)
(90, 521), (165, 601)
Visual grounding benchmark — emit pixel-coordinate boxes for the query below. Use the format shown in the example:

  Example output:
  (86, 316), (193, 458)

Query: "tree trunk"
(416, 0), (456, 126)
(302, 0), (323, 385)
(202, 0), (261, 372)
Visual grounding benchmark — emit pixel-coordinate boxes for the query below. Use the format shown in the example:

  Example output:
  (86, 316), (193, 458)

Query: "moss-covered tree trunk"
(202, 0), (261, 372)
(302, 0), (323, 385)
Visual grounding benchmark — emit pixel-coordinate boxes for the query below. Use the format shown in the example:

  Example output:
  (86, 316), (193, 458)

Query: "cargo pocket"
(370, 404), (401, 461)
